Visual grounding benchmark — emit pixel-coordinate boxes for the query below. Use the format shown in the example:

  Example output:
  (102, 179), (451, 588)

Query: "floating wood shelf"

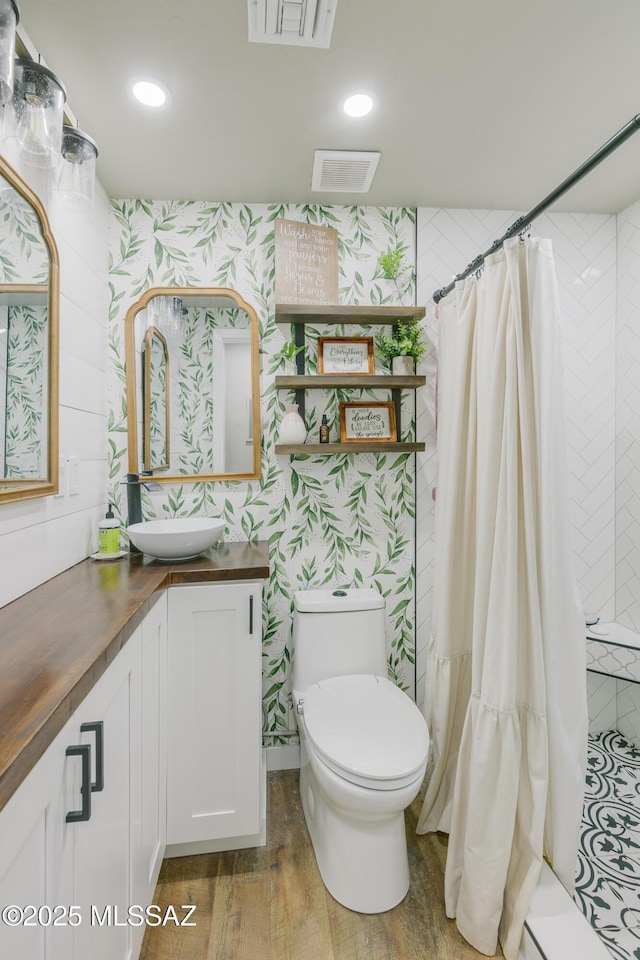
(274, 303), (427, 454)
(275, 303), (426, 325)
(275, 374), (426, 390)
(275, 442), (426, 455)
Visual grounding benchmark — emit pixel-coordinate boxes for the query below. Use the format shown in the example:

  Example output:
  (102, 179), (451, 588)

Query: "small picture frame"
(340, 401), (397, 442)
(318, 336), (374, 375)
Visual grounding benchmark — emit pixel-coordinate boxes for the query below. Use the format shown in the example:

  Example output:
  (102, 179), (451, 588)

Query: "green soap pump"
(98, 504), (120, 556)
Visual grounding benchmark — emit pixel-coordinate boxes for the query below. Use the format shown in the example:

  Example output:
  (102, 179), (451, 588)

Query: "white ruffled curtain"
(417, 237), (587, 959)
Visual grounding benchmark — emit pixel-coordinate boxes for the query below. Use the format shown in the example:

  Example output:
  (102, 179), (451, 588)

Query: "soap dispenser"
(98, 504), (120, 556)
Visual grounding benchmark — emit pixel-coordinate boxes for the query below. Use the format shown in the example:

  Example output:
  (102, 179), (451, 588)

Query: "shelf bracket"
(294, 324), (306, 423)
(392, 388), (402, 440)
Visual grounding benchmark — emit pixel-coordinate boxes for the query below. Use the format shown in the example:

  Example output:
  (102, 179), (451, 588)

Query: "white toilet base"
(299, 739), (423, 914)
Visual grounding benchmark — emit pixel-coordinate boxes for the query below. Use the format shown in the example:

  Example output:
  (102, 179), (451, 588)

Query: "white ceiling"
(17, 0), (640, 213)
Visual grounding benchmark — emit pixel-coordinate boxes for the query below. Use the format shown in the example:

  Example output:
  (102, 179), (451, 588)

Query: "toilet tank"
(292, 588), (387, 693)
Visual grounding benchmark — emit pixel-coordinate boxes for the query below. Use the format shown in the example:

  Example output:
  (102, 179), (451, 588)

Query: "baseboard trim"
(266, 743), (301, 771)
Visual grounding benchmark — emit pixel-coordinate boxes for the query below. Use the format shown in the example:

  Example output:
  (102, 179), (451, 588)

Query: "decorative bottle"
(278, 404), (307, 444)
(319, 415), (329, 443)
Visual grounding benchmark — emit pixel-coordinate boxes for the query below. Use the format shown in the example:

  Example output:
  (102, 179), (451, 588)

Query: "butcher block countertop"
(0, 540), (270, 813)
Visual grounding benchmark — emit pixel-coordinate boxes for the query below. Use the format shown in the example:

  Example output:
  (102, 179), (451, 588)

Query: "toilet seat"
(301, 674), (429, 791)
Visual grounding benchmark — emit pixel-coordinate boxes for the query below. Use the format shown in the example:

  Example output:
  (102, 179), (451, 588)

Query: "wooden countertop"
(0, 540), (270, 813)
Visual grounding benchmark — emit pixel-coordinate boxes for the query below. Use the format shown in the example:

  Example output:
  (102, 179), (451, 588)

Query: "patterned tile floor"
(575, 731), (640, 959)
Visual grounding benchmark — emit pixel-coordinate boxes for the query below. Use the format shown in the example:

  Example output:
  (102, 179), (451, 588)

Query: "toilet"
(292, 587), (430, 914)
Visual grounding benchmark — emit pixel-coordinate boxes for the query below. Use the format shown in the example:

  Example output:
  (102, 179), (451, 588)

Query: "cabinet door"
(167, 583), (262, 844)
(0, 719), (75, 960)
(131, 593), (167, 914)
(71, 633), (137, 960)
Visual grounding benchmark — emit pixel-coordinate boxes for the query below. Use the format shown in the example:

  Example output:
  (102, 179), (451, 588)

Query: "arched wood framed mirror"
(0, 155), (59, 504)
(142, 325), (170, 472)
(126, 286), (261, 482)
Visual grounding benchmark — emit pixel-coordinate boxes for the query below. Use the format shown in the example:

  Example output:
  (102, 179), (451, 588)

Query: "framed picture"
(318, 337), (374, 375)
(339, 401), (397, 442)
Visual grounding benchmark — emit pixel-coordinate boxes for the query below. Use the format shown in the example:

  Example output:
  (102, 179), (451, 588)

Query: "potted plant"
(375, 317), (427, 374)
(274, 339), (305, 374)
(377, 245), (413, 306)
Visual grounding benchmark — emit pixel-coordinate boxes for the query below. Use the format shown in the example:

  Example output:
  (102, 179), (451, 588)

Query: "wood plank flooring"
(140, 770), (503, 960)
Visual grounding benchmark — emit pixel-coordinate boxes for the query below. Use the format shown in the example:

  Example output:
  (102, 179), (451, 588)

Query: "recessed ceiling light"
(342, 93), (375, 118)
(132, 80), (169, 108)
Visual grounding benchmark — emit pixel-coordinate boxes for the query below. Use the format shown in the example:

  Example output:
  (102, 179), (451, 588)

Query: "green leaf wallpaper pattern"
(107, 201), (420, 741)
(4, 304), (47, 478)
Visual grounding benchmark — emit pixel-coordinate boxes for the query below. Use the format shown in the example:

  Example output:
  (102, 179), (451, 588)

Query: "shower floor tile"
(592, 924), (640, 960)
(580, 798), (640, 859)
(576, 732), (640, 960)
(576, 852), (640, 928)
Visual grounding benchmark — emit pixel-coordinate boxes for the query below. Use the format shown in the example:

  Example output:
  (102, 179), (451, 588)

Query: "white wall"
(0, 168), (109, 608)
(415, 208), (617, 708)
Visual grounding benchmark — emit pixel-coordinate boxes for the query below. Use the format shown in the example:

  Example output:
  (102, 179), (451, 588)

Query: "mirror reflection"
(126, 287), (261, 482)
(143, 325), (169, 471)
(0, 155), (58, 502)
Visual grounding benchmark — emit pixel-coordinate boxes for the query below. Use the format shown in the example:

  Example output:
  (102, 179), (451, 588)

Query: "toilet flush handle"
(297, 699), (304, 715)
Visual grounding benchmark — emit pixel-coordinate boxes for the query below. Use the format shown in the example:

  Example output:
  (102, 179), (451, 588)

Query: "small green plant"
(377, 246), (412, 305)
(375, 317), (428, 366)
(379, 248), (404, 280)
(275, 340), (305, 364)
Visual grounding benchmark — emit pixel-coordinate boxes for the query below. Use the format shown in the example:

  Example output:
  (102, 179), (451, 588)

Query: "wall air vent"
(248, 0), (338, 48)
(311, 150), (380, 193)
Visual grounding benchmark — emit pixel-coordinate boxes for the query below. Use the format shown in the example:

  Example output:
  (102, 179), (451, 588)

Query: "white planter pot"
(391, 356), (414, 376)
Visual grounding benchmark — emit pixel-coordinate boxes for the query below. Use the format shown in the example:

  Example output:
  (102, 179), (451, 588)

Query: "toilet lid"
(302, 675), (429, 789)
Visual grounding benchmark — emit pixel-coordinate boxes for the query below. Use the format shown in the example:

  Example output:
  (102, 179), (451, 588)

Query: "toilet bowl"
(294, 670), (429, 913)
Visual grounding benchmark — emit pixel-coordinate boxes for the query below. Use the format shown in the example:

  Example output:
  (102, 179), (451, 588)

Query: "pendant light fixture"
(57, 125), (98, 204)
(0, 0), (19, 105)
(6, 58), (66, 168)
(148, 296), (184, 339)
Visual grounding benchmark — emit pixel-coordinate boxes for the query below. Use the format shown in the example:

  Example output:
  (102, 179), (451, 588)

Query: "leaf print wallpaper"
(4, 304), (48, 478)
(108, 201), (422, 741)
(0, 186), (50, 480)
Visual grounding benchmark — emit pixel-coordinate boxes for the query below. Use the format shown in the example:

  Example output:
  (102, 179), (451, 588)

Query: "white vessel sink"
(127, 517), (225, 560)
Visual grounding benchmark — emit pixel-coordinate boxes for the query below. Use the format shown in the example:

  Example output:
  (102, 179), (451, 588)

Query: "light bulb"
(16, 91), (52, 166)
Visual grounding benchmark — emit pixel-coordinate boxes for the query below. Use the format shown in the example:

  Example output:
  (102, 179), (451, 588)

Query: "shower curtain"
(417, 237), (587, 959)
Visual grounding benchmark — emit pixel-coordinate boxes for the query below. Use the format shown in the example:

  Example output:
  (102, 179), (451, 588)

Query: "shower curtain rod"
(432, 113), (640, 303)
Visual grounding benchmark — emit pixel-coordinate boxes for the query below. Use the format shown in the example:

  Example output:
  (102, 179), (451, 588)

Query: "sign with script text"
(275, 218), (338, 305)
(340, 402), (397, 442)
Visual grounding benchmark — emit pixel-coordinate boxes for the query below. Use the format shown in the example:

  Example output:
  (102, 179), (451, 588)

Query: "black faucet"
(125, 473), (163, 548)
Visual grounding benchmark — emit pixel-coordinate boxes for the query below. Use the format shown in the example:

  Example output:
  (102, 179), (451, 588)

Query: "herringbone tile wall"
(616, 201), (640, 632)
(415, 208), (617, 710)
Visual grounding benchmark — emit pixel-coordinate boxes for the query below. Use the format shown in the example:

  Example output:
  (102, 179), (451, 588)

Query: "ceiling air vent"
(248, 0), (338, 48)
(311, 150), (380, 193)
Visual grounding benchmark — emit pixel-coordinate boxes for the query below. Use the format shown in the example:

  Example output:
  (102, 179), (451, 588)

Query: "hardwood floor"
(140, 770), (502, 960)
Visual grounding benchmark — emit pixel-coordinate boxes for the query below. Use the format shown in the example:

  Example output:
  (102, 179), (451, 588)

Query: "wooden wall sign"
(318, 337), (374, 375)
(275, 218), (338, 305)
(340, 402), (397, 442)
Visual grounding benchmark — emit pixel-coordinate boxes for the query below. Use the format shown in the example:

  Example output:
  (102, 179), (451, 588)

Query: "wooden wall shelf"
(275, 374), (426, 390)
(275, 303), (426, 325)
(275, 303), (426, 455)
(275, 442), (426, 455)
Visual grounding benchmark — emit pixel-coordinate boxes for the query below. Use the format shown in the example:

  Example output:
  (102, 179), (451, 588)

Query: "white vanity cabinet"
(0, 716), (75, 960)
(132, 593), (167, 911)
(69, 633), (137, 960)
(0, 594), (167, 960)
(166, 582), (264, 854)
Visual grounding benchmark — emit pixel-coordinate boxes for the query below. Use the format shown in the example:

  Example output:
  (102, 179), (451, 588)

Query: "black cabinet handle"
(81, 721), (104, 792)
(249, 594), (254, 635)
(65, 743), (92, 822)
